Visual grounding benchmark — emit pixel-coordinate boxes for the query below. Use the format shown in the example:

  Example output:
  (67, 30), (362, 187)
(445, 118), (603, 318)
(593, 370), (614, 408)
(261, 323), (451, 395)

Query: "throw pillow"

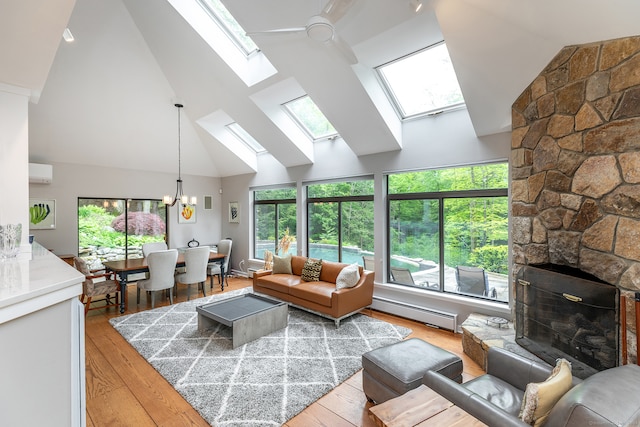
(519, 358), (573, 426)
(301, 258), (323, 282)
(272, 254), (292, 274)
(336, 263), (360, 289)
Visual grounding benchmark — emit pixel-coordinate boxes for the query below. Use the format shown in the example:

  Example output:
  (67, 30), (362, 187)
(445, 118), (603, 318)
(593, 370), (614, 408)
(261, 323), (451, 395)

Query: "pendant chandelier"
(163, 103), (196, 206)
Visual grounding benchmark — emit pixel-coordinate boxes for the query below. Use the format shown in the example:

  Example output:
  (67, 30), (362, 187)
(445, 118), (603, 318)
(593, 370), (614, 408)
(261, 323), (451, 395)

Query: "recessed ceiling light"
(410, 0), (423, 12)
(63, 28), (75, 43)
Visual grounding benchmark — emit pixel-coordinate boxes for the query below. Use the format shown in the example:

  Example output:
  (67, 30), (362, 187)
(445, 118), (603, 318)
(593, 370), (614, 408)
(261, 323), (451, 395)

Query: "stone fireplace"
(511, 35), (640, 366)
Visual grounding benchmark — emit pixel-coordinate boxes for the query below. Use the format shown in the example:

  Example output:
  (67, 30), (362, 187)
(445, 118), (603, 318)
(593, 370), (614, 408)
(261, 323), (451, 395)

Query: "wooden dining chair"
(74, 256), (121, 315)
(137, 249), (178, 308)
(176, 246), (210, 300)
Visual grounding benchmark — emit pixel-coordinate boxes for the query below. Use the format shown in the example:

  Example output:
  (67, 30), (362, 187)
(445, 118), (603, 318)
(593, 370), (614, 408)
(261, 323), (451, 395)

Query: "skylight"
(282, 96), (338, 141)
(197, 0), (259, 56)
(377, 42), (465, 119)
(226, 122), (266, 153)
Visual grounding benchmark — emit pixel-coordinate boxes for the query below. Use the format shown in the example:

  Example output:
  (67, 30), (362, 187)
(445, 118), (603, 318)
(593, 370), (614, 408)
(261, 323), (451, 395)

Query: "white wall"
(29, 162), (222, 255)
(0, 85), (30, 255)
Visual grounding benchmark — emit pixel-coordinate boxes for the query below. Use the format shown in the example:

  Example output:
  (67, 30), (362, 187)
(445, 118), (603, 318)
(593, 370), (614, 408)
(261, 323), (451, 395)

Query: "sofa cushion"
(255, 274), (302, 294)
(519, 358), (572, 426)
(464, 374), (524, 416)
(301, 258), (323, 281)
(289, 281), (334, 306)
(272, 254), (292, 274)
(336, 263), (360, 289)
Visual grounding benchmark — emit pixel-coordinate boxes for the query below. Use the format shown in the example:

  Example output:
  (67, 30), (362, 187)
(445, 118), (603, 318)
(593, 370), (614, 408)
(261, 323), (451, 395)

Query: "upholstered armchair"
(74, 256), (121, 315)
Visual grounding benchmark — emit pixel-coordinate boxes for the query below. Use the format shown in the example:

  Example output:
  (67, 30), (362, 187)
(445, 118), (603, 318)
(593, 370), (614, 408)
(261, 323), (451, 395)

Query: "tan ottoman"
(362, 338), (463, 404)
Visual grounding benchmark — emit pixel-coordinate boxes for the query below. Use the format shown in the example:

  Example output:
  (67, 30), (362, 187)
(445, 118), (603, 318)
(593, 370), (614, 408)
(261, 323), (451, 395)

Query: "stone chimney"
(511, 35), (640, 363)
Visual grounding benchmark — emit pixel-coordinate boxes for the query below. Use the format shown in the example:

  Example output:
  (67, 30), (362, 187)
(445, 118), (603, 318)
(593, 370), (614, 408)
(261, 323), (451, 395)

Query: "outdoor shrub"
(111, 211), (165, 236)
(469, 245), (508, 274)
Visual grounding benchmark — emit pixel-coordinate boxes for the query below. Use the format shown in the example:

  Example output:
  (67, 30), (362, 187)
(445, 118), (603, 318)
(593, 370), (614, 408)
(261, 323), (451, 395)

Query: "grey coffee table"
(196, 293), (288, 348)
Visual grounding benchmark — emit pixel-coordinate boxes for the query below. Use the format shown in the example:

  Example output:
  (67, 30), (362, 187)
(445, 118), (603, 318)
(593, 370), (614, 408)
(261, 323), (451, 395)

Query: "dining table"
(103, 250), (226, 313)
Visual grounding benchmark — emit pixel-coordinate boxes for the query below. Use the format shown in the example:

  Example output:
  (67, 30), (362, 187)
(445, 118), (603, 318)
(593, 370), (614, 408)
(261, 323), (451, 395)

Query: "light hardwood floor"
(85, 276), (484, 426)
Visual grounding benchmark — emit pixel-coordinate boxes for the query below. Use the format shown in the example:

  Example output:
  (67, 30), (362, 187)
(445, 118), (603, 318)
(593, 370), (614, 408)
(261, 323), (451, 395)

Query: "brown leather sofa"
(253, 255), (374, 327)
(423, 346), (640, 427)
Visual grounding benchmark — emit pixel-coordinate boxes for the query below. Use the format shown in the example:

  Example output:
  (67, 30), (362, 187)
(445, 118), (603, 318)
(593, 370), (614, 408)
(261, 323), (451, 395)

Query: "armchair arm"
(423, 370), (529, 427)
(486, 347), (553, 391)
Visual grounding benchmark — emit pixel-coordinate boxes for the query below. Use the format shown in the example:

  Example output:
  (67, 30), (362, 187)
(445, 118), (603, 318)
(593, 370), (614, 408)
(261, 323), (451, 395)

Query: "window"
(307, 180), (374, 264)
(226, 122), (266, 153)
(197, 0), (259, 56)
(283, 95), (338, 141)
(377, 42), (465, 119)
(78, 198), (166, 269)
(254, 188), (297, 259)
(387, 163), (508, 303)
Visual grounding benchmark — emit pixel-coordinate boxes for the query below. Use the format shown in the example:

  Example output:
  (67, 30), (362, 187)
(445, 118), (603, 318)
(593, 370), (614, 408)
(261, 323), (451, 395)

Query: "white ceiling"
(2, 0), (640, 178)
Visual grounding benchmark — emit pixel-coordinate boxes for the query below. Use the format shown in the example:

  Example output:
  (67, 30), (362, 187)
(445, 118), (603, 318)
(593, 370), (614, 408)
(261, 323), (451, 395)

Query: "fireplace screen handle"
(562, 293), (583, 303)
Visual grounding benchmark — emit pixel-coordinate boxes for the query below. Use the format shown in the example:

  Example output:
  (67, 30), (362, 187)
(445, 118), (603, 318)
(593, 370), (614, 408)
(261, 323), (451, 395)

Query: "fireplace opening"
(515, 264), (619, 379)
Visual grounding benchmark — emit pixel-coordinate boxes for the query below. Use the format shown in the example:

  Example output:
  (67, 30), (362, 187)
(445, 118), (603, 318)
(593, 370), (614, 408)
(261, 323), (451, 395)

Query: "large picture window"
(78, 198), (167, 270)
(388, 163), (508, 302)
(307, 179), (374, 264)
(254, 188), (297, 259)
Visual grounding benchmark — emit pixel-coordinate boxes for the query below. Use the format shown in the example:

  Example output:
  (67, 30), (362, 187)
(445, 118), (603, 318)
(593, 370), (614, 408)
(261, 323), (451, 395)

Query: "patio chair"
(208, 239), (232, 289)
(390, 266), (415, 285)
(176, 246), (210, 300)
(455, 265), (497, 298)
(363, 255), (375, 271)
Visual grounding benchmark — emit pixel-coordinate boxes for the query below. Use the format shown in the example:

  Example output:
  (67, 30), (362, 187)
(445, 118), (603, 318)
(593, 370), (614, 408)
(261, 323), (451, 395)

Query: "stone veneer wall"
(511, 35), (640, 364)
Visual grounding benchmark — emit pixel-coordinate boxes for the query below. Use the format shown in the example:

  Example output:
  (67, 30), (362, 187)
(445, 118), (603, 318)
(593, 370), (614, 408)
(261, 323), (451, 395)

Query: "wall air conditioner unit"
(29, 163), (53, 184)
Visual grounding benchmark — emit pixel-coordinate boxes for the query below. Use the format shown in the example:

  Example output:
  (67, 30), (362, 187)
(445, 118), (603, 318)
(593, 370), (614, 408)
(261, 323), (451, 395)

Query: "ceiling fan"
(246, 0), (358, 64)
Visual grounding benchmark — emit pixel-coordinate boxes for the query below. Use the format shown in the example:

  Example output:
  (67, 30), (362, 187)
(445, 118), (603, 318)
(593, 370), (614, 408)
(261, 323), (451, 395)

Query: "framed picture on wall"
(178, 203), (197, 224)
(229, 202), (239, 223)
(29, 198), (56, 229)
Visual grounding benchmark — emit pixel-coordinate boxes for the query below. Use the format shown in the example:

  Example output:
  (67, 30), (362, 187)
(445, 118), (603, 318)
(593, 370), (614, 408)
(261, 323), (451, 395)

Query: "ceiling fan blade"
(328, 34), (358, 64)
(246, 27), (306, 37)
(321, 0), (356, 23)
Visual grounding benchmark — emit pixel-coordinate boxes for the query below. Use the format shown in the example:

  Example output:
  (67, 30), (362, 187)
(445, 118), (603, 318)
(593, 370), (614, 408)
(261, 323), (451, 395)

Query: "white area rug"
(109, 288), (411, 426)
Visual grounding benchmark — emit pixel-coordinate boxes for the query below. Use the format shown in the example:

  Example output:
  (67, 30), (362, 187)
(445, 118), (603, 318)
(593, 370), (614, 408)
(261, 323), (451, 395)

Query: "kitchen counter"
(0, 242), (83, 323)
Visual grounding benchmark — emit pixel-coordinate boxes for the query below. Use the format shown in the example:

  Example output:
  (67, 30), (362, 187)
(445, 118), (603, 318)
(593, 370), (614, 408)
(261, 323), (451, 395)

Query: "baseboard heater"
(371, 296), (458, 332)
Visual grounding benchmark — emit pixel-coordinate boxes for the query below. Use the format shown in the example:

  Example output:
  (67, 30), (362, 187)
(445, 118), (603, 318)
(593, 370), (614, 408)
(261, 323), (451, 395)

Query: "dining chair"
(74, 256), (121, 315)
(137, 249), (178, 308)
(176, 246), (210, 300)
(142, 241), (167, 257)
(455, 265), (497, 298)
(208, 239), (232, 289)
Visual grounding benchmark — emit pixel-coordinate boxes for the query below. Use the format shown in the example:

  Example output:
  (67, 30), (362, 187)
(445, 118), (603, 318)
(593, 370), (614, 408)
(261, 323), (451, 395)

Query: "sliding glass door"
(78, 198), (166, 269)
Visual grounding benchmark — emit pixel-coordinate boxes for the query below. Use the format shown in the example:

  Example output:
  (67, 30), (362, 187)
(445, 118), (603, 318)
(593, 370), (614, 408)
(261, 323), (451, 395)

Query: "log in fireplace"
(515, 264), (618, 379)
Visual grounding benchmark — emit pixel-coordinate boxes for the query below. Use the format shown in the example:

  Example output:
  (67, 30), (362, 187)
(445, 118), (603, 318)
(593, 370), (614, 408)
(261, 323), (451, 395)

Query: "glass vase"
(0, 223), (22, 259)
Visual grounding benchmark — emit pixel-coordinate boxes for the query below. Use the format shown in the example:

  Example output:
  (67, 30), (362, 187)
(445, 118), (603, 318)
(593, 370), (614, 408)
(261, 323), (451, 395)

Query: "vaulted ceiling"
(2, 0), (640, 178)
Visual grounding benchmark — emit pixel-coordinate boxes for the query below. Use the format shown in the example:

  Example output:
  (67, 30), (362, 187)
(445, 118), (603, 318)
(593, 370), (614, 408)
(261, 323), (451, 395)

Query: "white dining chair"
(208, 239), (232, 289)
(142, 241), (168, 257)
(175, 246), (210, 300)
(137, 249), (178, 308)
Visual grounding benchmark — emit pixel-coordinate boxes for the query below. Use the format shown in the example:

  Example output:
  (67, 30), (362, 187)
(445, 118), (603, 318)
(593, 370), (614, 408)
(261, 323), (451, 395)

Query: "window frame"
(282, 95), (339, 141)
(196, 0), (260, 57)
(306, 179), (374, 263)
(376, 41), (465, 120)
(253, 188), (297, 259)
(386, 164), (508, 303)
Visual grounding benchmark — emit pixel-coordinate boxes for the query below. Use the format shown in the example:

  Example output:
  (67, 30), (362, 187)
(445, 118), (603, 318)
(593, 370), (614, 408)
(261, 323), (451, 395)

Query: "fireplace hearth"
(515, 264), (618, 379)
